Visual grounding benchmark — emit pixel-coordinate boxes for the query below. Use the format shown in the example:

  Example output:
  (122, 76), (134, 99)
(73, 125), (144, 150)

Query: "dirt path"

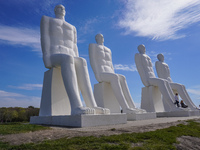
(0, 116), (199, 146)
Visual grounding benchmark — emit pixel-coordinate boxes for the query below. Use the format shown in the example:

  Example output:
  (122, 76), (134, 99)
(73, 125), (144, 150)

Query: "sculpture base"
(30, 114), (127, 128)
(156, 110), (199, 117)
(127, 112), (156, 121)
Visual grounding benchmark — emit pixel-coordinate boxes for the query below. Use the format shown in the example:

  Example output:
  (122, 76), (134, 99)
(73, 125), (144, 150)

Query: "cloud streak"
(0, 90), (40, 108)
(118, 0), (200, 40)
(114, 64), (137, 72)
(0, 25), (41, 55)
(8, 84), (42, 90)
(187, 85), (200, 98)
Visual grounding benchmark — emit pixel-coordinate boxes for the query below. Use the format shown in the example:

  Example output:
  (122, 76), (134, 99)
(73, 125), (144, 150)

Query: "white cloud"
(187, 86), (200, 106)
(187, 86), (200, 97)
(118, 0), (200, 40)
(114, 64), (137, 72)
(8, 84), (42, 90)
(0, 90), (40, 108)
(78, 18), (99, 35)
(0, 25), (41, 55)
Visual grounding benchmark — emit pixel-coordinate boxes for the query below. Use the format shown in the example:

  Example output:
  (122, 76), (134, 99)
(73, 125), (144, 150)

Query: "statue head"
(137, 44), (146, 54)
(54, 4), (66, 17)
(95, 34), (104, 45)
(157, 53), (164, 62)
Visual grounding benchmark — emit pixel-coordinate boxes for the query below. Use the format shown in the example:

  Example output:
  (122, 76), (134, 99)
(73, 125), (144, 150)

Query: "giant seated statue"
(155, 53), (197, 110)
(89, 34), (145, 114)
(135, 45), (182, 113)
(39, 5), (109, 116)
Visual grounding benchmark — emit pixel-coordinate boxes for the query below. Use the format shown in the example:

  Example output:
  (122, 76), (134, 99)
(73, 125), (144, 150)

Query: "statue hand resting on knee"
(40, 4), (109, 115)
(89, 34), (145, 114)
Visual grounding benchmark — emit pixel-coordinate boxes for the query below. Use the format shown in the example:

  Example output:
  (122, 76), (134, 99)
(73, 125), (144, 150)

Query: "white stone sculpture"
(89, 34), (146, 114)
(155, 53), (197, 110)
(135, 44), (182, 112)
(40, 4), (109, 116)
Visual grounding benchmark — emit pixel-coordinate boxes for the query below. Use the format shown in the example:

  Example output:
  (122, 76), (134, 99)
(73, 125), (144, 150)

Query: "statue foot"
(71, 106), (95, 115)
(134, 108), (146, 113)
(93, 107), (110, 114)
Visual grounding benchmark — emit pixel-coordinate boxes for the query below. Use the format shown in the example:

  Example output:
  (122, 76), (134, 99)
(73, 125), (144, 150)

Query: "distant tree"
(0, 107), (39, 122)
(18, 109), (27, 121)
(0, 108), (6, 123)
(11, 110), (18, 122)
(28, 106), (34, 109)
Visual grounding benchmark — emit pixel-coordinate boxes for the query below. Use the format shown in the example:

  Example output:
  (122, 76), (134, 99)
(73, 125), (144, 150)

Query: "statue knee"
(76, 57), (87, 66)
(110, 74), (119, 82)
(119, 75), (126, 81)
(61, 55), (74, 64)
(157, 79), (166, 87)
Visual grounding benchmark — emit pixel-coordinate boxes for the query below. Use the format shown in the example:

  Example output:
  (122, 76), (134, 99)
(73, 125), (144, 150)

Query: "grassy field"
(0, 122), (50, 135)
(0, 120), (200, 150)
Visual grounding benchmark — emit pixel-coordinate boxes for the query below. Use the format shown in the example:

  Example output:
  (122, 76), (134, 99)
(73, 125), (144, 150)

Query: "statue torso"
(95, 45), (114, 74)
(49, 18), (75, 57)
(141, 54), (156, 79)
(156, 61), (172, 82)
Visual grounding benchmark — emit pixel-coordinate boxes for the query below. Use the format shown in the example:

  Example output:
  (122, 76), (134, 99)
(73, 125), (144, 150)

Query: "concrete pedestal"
(30, 114), (127, 127)
(141, 86), (165, 112)
(127, 112), (156, 120)
(39, 68), (71, 116)
(156, 110), (199, 117)
(94, 82), (156, 121)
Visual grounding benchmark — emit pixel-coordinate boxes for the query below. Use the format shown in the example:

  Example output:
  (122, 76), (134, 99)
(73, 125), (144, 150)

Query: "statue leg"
(148, 78), (179, 111)
(51, 54), (95, 115)
(118, 75), (146, 113)
(100, 73), (138, 113)
(170, 83), (197, 109)
(74, 57), (110, 114)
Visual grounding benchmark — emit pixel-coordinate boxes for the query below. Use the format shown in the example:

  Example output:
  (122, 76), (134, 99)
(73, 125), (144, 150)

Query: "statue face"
(157, 54), (164, 62)
(55, 5), (66, 16)
(95, 34), (104, 45)
(138, 44), (146, 54)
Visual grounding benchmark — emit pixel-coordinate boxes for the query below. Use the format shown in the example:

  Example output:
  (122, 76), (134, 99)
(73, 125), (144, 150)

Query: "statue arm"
(166, 64), (173, 82)
(40, 16), (51, 68)
(110, 50), (114, 71)
(89, 44), (101, 81)
(135, 53), (149, 86)
(155, 61), (161, 77)
(73, 27), (79, 57)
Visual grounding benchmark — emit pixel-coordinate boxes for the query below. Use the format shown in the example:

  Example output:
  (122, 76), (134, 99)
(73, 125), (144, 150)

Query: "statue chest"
(49, 19), (74, 39)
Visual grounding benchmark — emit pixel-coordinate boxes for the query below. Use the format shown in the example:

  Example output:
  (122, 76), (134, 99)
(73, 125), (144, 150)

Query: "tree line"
(0, 106), (39, 123)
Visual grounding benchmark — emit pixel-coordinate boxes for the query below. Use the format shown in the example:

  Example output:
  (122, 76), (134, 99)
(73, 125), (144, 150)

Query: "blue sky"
(0, 0), (200, 108)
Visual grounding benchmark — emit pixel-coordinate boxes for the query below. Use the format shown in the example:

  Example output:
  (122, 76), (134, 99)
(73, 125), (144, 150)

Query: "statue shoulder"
(41, 15), (51, 22)
(135, 53), (140, 60)
(89, 43), (99, 51)
(155, 61), (159, 65)
(104, 46), (111, 53)
(155, 61), (160, 68)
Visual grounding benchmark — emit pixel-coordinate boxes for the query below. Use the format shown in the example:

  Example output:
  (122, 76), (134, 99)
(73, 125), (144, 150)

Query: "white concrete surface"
(51, 116), (200, 132)
(30, 114), (127, 127)
(127, 112), (156, 121)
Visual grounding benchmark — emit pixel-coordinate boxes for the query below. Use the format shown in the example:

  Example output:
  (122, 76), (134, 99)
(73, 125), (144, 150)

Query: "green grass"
(1, 120), (200, 150)
(0, 122), (50, 135)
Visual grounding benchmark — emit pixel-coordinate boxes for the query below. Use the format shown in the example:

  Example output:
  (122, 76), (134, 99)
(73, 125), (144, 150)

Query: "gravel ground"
(0, 116), (200, 148)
